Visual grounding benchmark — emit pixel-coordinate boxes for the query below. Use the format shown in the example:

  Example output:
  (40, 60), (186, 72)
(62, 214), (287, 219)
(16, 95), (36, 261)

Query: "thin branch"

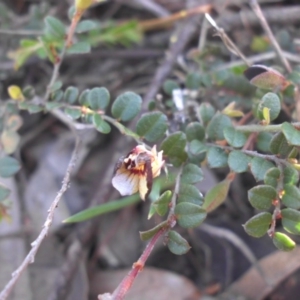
(250, 0), (292, 73)
(99, 227), (166, 300)
(43, 45), (67, 103)
(0, 133), (80, 300)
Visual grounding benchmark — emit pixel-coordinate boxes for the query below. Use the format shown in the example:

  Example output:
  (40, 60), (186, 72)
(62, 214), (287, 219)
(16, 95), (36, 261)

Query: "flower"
(112, 145), (164, 200)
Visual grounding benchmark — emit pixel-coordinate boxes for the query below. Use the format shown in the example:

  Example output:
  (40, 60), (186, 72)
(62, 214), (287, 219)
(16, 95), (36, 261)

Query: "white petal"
(112, 170), (139, 196)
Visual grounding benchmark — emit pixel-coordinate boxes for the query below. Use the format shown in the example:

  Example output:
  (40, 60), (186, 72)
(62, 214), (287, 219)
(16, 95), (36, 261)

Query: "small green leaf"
(0, 183), (10, 201)
(178, 183), (203, 205)
(22, 85), (35, 99)
(248, 185), (276, 210)
(273, 232), (295, 251)
(197, 102), (215, 126)
(88, 87), (110, 110)
(202, 178), (231, 212)
(160, 132), (186, 158)
(224, 127), (247, 148)
(189, 140), (207, 155)
(163, 79), (179, 95)
(185, 72), (202, 90)
(67, 41), (91, 54)
(206, 113), (232, 141)
(140, 221), (168, 241)
(206, 147), (228, 168)
(27, 104), (43, 114)
(282, 122), (300, 146)
(282, 185), (300, 209)
(181, 164), (203, 184)
(264, 167), (280, 188)
(250, 157), (275, 181)
(50, 81), (63, 93)
(92, 114), (111, 134)
(167, 231), (191, 255)
(175, 202), (207, 228)
(258, 92), (281, 121)
(64, 107), (81, 120)
(228, 150), (250, 173)
(112, 91), (142, 122)
(185, 122), (205, 142)
(64, 86), (79, 104)
(283, 165), (299, 185)
(243, 212), (272, 237)
(282, 208), (300, 235)
(76, 20), (98, 33)
(256, 132), (272, 152)
(136, 112), (168, 142)
(78, 89), (89, 106)
(0, 156), (21, 178)
(152, 190), (172, 216)
(51, 90), (64, 102)
(270, 132), (293, 157)
(44, 16), (66, 40)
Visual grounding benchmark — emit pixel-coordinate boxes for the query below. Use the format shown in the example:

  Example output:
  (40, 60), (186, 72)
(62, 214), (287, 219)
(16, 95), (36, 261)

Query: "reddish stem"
(108, 228), (166, 300)
(66, 9), (84, 47)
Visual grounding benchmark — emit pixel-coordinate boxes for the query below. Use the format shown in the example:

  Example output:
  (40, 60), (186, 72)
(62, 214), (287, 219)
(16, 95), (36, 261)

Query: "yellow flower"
(112, 145), (164, 200)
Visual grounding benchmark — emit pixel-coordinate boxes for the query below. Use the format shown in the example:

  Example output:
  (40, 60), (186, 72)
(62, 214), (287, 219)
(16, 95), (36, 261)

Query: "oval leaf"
(167, 231), (191, 255)
(270, 132), (293, 157)
(248, 185), (277, 210)
(88, 87), (110, 110)
(140, 221), (168, 241)
(181, 164), (203, 184)
(206, 113), (232, 141)
(206, 147), (228, 168)
(243, 212), (272, 238)
(136, 112), (168, 142)
(224, 127), (247, 148)
(202, 178), (231, 212)
(175, 202), (207, 228)
(112, 91), (142, 122)
(64, 86), (79, 104)
(250, 157), (275, 181)
(92, 114), (111, 134)
(152, 190), (172, 216)
(282, 208), (300, 235)
(197, 102), (215, 126)
(228, 150), (250, 173)
(185, 122), (205, 142)
(282, 185), (300, 209)
(0, 156), (21, 178)
(282, 122), (300, 146)
(264, 167), (280, 188)
(178, 183), (203, 205)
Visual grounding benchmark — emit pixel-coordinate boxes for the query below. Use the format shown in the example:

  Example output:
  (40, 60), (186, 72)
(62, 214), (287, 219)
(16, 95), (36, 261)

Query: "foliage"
(2, 3), (300, 299)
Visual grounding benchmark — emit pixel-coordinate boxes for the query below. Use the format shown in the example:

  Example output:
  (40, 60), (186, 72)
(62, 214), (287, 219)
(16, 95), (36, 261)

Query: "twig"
(217, 5), (300, 32)
(250, 0), (292, 73)
(0, 133), (80, 300)
(100, 227), (166, 300)
(205, 13), (250, 67)
(215, 51), (300, 71)
(43, 45), (67, 103)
